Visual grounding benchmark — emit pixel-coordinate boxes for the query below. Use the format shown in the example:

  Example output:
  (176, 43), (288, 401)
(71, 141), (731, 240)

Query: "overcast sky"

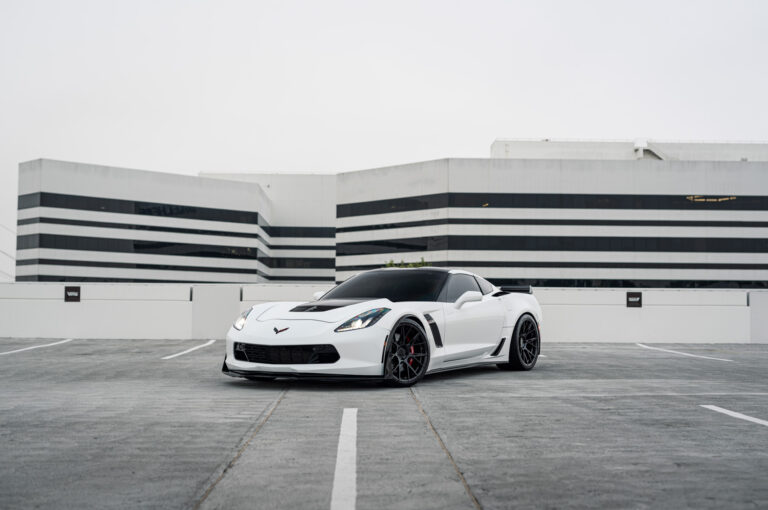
(1, 0), (767, 267)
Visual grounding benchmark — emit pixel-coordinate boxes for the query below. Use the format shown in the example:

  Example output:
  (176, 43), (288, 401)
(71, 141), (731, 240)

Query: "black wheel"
(384, 317), (430, 387)
(498, 314), (539, 371)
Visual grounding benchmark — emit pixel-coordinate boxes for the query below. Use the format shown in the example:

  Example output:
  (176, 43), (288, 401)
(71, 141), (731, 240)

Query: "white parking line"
(636, 343), (734, 362)
(700, 405), (768, 427)
(330, 408), (357, 510)
(0, 338), (74, 356)
(161, 339), (216, 360)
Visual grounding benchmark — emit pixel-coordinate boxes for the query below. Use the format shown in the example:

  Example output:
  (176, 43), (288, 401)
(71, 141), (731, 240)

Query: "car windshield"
(321, 270), (448, 302)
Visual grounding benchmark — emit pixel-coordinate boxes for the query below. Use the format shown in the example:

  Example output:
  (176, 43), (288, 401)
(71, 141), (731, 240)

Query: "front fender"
(376, 307), (442, 353)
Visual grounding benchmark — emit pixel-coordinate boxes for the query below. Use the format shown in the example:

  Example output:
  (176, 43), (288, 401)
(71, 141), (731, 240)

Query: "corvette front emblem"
(274, 327), (289, 334)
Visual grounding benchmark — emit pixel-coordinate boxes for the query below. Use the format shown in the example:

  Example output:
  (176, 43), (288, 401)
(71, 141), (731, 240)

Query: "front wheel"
(384, 317), (430, 387)
(497, 314), (539, 371)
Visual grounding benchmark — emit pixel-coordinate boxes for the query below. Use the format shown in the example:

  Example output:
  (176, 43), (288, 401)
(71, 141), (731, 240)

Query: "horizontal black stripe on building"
(16, 258), (335, 276)
(18, 217), (334, 250)
(15, 275), (239, 283)
(255, 275), (334, 282)
(336, 192), (768, 218)
(336, 235), (768, 256)
(18, 192), (335, 238)
(335, 261), (768, 272)
(18, 234), (335, 269)
(328, 276), (768, 289)
(481, 279), (768, 289)
(17, 274), (335, 283)
(16, 258), (264, 275)
(335, 217), (768, 233)
(18, 274), (764, 287)
(264, 226), (335, 238)
(257, 257), (335, 269)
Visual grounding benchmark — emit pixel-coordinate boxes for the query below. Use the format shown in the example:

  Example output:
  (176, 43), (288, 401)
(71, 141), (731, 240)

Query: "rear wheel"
(384, 317), (430, 387)
(498, 314), (539, 371)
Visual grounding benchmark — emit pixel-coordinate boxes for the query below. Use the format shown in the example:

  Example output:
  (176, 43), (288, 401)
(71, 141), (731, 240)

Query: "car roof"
(374, 267), (450, 272)
(369, 267), (477, 276)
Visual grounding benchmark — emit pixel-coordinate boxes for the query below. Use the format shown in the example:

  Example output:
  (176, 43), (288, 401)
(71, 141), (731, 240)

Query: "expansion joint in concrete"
(190, 387), (289, 510)
(410, 387), (482, 510)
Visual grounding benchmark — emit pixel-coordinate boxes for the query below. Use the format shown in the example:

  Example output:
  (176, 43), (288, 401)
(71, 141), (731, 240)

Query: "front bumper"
(223, 319), (389, 377)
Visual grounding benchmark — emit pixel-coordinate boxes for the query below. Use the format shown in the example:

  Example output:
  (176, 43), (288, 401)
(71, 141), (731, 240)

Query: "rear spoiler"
(499, 285), (532, 294)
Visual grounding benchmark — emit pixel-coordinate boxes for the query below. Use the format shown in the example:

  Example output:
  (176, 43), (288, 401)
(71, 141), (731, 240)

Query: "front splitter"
(222, 359), (384, 382)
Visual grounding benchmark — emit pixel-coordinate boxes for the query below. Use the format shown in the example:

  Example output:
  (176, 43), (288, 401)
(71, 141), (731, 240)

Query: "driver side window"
(441, 274), (481, 302)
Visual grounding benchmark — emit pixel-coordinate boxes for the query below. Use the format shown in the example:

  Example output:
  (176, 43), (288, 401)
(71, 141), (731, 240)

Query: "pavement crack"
(191, 387), (288, 510)
(410, 387), (482, 510)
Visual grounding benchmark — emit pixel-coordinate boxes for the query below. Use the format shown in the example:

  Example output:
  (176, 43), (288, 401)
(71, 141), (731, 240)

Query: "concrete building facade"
(16, 160), (335, 283)
(335, 155), (768, 287)
(15, 139), (768, 287)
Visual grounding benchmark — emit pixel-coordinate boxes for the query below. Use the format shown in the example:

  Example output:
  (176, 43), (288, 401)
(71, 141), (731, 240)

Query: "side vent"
(490, 338), (506, 357)
(423, 314), (443, 348)
(381, 334), (388, 363)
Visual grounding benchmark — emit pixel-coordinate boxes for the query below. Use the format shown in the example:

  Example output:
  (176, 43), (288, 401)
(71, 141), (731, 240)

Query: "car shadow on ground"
(222, 376), (391, 392)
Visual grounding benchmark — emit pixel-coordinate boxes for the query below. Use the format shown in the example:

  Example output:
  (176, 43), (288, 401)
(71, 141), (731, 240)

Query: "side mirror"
(454, 290), (482, 309)
(312, 290), (326, 301)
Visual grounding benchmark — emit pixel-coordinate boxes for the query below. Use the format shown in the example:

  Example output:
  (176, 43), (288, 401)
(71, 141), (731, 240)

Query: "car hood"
(254, 298), (393, 324)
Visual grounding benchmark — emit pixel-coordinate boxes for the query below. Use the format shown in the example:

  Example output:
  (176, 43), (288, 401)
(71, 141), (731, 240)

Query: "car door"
(440, 274), (505, 359)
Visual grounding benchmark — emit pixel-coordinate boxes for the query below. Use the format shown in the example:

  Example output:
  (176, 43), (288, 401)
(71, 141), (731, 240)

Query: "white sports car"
(222, 267), (542, 387)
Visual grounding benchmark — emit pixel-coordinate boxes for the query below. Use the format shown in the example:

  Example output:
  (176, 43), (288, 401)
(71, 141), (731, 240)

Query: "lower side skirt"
(425, 359), (504, 375)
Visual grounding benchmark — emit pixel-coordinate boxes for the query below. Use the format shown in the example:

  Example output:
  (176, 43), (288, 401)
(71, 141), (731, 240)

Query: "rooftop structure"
(490, 138), (768, 161)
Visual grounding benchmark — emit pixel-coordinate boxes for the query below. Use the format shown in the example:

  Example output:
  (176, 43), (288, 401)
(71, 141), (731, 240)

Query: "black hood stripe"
(289, 298), (372, 312)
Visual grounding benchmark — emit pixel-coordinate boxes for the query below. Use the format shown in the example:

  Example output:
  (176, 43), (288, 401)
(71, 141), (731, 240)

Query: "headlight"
(233, 308), (252, 331)
(334, 308), (391, 332)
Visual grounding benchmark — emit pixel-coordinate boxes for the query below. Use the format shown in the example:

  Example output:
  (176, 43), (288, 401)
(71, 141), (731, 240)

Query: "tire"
(498, 314), (539, 371)
(384, 317), (431, 387)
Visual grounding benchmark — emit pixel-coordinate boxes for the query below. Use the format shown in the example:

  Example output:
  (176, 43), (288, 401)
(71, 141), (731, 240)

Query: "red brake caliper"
(404, 337), (414, 365)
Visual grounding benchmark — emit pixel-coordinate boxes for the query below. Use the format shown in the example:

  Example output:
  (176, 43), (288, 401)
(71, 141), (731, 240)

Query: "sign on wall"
(64, 286), (81, 302)
(626, 291), (642, 308)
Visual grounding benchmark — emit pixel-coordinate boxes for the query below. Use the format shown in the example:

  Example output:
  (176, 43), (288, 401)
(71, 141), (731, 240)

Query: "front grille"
(233, 343), (340, 364)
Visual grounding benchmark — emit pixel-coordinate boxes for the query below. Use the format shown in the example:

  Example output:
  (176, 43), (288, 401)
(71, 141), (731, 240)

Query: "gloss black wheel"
(384, 317), (430, 387)
(498, 314), (539, 371)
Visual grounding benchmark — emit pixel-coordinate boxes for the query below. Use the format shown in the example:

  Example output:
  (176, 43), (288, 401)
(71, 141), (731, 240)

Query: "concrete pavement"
(0, 339), (766, 509)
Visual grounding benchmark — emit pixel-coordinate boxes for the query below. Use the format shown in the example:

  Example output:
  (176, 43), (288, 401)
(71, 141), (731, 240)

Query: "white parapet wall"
(0, 283), (765, 342)
(0, 283), (194, 340)
(535, 288), (752, 343)
(0, 283), (330, 340)
(749, 291), (768, 343)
